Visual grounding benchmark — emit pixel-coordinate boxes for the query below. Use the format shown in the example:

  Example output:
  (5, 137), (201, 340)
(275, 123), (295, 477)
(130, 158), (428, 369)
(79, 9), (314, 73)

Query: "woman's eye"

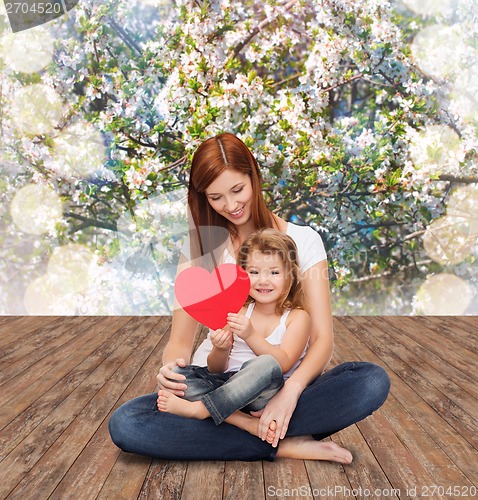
(233, 187), (243, 193)
(210, 197), (220, 201)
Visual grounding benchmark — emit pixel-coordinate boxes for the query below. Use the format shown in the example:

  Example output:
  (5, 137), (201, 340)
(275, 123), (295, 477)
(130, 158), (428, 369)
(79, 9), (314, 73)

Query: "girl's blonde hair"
(237, 228), (304, 314)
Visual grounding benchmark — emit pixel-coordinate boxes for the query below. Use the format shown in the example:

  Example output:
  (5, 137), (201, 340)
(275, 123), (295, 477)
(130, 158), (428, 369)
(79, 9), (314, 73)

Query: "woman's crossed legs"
(109, 362), (390, 462)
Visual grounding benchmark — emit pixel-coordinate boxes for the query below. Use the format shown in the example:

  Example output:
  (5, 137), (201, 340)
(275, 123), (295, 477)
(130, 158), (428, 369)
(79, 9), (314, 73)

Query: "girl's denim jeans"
(173, 354), (284, 425)
(109, 361), (391, 461)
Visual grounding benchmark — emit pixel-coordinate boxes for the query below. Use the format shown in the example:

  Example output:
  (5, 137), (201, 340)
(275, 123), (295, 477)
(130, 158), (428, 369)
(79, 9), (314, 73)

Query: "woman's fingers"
(256, 409), (291, 447)
(160, 365), (186, 382)
(258, 411), (274, 441)
(156, 375), (186, 396)
(273, 417), (290, 447)
(156, 360), (188, 396)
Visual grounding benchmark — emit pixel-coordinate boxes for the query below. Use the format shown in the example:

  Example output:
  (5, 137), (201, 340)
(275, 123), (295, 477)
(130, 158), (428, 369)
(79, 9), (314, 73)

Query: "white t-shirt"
(181, 221), (327, 272)
(188, 222), (327, 376)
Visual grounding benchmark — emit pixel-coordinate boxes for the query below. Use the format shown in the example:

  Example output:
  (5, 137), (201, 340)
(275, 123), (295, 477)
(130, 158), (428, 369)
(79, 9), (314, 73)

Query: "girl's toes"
(266, 420), (277, 444)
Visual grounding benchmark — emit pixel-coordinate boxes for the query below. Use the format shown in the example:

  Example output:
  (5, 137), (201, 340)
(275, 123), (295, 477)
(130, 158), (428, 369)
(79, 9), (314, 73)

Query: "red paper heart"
(175, 264), (250, 330)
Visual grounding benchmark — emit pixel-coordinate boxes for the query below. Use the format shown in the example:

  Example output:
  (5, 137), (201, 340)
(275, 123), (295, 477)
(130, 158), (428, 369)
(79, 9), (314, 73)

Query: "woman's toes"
(339, 449), (353, 464)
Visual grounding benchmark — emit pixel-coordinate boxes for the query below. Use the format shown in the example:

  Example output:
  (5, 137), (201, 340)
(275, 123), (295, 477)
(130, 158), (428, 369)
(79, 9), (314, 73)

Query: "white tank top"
(192, 302), (308, 379)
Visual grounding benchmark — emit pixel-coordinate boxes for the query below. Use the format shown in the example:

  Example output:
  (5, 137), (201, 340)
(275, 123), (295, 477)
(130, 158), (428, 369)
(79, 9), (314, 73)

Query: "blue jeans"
(174, 355), (284, 425)
(109, 361), (390, 461)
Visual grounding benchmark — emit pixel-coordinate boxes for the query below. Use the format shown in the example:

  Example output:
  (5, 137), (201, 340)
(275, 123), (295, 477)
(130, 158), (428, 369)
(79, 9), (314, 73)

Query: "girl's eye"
(248, 270), (258, 275)
(271, 271), (280, 275)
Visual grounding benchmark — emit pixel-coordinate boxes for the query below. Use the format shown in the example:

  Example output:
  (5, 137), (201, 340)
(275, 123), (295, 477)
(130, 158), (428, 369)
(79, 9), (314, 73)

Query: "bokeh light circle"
(449, 69), (478, 124)
(10, 184), (62, 235)
(24, 275), (78, 315)
(0, 27), (54, 73)
(12, 84), (63, 135)
(422, 215), (474, 265)
(415, 273), (473, 315)
(47, 244), (96, 294)
(402, 0), (455, 18)
(409, 124), (462, 171)
(411, 24), (463, 79)
(50, 122), (106, 178)
(446, 185), (478, 235)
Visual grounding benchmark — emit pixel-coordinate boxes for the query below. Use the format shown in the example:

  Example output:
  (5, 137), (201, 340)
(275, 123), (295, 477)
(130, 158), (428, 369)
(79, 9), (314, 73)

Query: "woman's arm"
(156, 254), (201, 395)
(256, 259), (334, 445)
(162, 306), (200, 365)
(285, 259), (334, 391)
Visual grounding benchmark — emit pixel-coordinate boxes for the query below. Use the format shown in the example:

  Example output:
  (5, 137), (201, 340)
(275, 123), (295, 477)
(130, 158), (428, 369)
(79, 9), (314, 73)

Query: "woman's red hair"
(188, 133), (276, 257)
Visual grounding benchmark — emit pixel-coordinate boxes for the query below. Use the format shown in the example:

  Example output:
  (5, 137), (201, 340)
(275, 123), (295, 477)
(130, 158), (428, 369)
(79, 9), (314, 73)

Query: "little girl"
(157, 228), (310, 443)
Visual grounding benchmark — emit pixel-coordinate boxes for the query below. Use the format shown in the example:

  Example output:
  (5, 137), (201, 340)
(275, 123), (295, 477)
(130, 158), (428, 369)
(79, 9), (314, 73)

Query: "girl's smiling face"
(204, 169), (254, 226)
(245, 250), (287, 305)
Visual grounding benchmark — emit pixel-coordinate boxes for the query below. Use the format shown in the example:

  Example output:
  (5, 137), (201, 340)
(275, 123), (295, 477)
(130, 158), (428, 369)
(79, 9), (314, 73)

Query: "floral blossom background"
(0, 0), (477, 315)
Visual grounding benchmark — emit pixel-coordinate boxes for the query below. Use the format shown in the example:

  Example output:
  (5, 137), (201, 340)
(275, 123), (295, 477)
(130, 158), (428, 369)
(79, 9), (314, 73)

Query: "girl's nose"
(258, 272), (270, 283)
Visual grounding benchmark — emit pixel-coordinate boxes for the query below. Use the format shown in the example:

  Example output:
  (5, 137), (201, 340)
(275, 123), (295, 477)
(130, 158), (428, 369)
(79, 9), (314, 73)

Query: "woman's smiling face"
(204, 169), (254, 226)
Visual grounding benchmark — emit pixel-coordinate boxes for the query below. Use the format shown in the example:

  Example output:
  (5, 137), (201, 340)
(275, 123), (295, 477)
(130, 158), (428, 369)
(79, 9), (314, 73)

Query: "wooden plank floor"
(0, 316), (477, 499)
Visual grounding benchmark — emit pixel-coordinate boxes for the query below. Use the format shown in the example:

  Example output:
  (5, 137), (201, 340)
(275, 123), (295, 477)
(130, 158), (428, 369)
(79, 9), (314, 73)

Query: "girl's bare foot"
(266, 419), (277, 444)
(156, 390), (209, 419)
(276, 436), (353, 464)
(226, 412), (277, 444)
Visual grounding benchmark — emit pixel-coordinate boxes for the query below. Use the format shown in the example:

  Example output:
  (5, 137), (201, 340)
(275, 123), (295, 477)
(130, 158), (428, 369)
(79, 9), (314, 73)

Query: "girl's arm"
(226, 310), (310, 373)
(256, 259), (334, 445)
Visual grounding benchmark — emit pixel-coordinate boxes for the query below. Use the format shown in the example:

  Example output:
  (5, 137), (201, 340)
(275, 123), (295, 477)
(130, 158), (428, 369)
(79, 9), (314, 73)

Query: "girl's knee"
(254, 355), (283, 385)
(171, 365), (191, 376)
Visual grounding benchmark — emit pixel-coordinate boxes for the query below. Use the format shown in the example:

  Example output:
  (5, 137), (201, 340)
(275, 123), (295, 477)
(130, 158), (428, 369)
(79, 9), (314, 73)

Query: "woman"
(109, 133), (390, 462)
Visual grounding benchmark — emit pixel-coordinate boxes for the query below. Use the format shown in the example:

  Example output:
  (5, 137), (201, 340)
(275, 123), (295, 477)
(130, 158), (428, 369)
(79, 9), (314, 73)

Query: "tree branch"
(107, 17), (142, 56)
(438, 174), (478, 184)
(348, 259), (433, 283)
(233, 0), (298, 58)
(320, 73), (363, 94)
(158, 155), (187, 173)
(65, 211), (117, 232)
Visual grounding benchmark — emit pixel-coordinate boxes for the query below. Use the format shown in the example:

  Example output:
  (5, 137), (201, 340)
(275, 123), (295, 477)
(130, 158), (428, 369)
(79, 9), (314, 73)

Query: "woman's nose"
(224, 198), (237, 212)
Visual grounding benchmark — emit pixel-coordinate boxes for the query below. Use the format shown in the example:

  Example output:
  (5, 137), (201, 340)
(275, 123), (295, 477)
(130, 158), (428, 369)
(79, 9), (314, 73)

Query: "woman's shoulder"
(286, 221), (322, 243)
(286, 222), (327, 270)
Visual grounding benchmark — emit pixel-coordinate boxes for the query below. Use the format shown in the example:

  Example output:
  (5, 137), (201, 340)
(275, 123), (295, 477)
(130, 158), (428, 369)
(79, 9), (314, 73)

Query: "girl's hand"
(210, 328), (234, 351)
(227, 313), (252, 339)
(252, 383), (301, 447)
(156, 358), (188, 397)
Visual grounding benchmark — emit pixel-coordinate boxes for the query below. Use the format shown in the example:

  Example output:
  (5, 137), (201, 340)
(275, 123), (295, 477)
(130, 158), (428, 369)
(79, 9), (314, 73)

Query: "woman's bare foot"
(156, 390), (209, 419)
(276, 436), (353, 464)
